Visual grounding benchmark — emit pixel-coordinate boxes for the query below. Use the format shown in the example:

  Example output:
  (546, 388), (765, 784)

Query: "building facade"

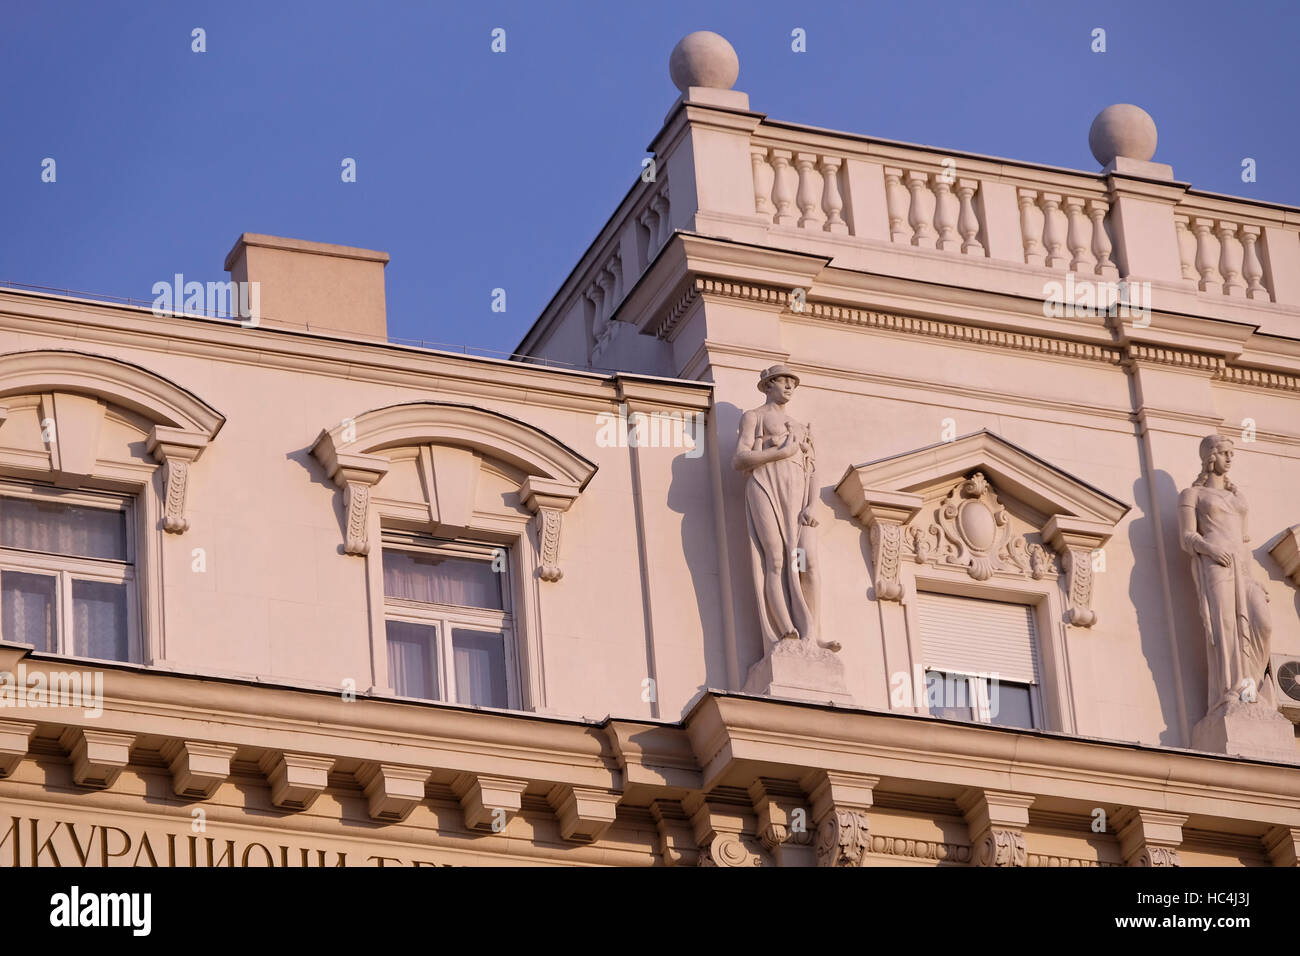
(1, 32), (1298, 867)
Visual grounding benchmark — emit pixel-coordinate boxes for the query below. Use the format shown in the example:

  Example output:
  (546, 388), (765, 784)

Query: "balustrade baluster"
(1216, 221), (1245, 297)
(1064, 198), (1095, 273)
(1240, 225), (1267, 300)
(819, 157), (847, 234)
(795, 153), (826, 229)
(1192, 217), (1223, 294)
(1017, 189), (1046, 266)
(1088, 199), (1118, 278)
(1173, 215), (1198, 281)
(770, 150), (797, 226)
(932, 174), (960, 252)
(1039, 193), (1068, 269)
(956, 179), (983, 255)
(751, 147), (775, 219)
(905, 171), (936, 248)
(884, 168), (909, 243)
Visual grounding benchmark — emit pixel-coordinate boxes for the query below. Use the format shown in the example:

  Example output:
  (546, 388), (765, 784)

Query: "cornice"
(1, 659), (1298, 862)
(0, 289), (707, 417)
(669, 275), (1300, 396)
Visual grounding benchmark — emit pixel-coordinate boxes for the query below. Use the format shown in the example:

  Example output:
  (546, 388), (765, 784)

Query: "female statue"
(733, 365), (837, 651)
(1178, 435), (1273, 712)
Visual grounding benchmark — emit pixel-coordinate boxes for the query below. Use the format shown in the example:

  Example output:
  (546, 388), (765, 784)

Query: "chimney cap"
(223, 233), (389, 272)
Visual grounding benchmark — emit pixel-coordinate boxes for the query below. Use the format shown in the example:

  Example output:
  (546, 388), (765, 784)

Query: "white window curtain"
(72, 580), (128, 661)
(453, 629), (507, 708)
(1, 570), (56, 651)
(0, 496), (126, 561)
(383, 550), (501, 609)
(386, 620), (438, 699)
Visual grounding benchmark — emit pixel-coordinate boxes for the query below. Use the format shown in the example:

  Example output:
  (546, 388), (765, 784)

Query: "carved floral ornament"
(835, 431), (1128, 627)
(309, 402), (597, 581)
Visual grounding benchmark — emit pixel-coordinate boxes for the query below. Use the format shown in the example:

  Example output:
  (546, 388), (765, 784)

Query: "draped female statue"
(733, 365), (838, 652)
(1178, 435), (1274, 712)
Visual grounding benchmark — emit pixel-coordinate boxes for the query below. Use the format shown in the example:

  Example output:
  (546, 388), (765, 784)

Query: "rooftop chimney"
(223, 233), (389, 340)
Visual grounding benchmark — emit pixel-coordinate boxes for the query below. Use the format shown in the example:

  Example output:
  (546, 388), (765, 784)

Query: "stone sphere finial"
(1089, 104), (1158, 166)
(669, 31), (739, 92)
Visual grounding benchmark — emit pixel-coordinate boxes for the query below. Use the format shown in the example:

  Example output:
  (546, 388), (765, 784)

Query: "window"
(381, 536), (515, 709)
(0, 483), (138, 663)
(916, 592), (1040, 730)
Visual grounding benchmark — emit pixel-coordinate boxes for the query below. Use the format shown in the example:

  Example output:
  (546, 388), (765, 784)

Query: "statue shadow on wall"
(1127, 469), (1194, 747)
(666, 405), (737, 697)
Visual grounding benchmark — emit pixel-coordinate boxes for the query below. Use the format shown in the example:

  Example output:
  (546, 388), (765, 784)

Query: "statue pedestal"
(742, 638), (853, 706)
(1191, 699), (1299, 764)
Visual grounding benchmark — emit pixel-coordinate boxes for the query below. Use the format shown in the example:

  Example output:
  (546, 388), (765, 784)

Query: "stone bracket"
(1043, 514), (1114, 628)
(259, 752), (334, 811)
(546, 784), (620, 844)
(453, 772), (528, 833)
(802, 770), (879, 867)
(320, 453), (390, 557)
(147, 426), (210, 535)
(833, 480), (923, 603)
(749, 778), (814, 865)
(650, 799), (700, 866)
(59, 727), (134, 790)
(520, 477), (581, 583)
(163, 740), (238, 800)
(1115, 808), (1186, 867)
(1264, 825), (1300, 867)
(1270, 524), (1300, 588)
(958, 789), (1035, 866)
(357, 763), (428, 823)
(0, 720), (37, 778)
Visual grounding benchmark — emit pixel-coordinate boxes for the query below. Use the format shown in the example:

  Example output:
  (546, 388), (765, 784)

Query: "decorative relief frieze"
(1026, 853), (1119, 868)
(869, 834), (971, 863)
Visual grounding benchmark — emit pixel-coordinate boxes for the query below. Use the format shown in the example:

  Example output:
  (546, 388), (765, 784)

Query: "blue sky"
(2, 0), (1297, 356)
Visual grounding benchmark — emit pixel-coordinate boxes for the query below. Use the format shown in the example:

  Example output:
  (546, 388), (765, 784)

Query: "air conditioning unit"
(1269, 655), (1300, 723)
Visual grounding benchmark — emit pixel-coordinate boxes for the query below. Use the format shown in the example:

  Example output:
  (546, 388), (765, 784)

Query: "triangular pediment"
(836, 430), (1128, 527)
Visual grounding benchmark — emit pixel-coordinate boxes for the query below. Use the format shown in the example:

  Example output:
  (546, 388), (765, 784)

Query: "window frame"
(900, 564), (1077, 734)
(379, 532), (519, 710)
(0, 479), (142, 663)
(922, 666), (1038, 729)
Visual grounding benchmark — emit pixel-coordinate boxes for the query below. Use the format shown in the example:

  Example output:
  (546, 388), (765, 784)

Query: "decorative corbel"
(749, 778), (814, 866)
(1114, 808), (1185, 868)
(1270, 525), (1300, 588)
(311, 429), (390, 556)
(801, 770), (878, 867)
(682, 792), (772, 867)
(834, 475), (923, 602)
(958, 789), (1034, 867)
(649, 799), (700, 867)
(147, 426), (210, 534)
(520, 476), (581, 583)
(1043, 514), (1113, 627)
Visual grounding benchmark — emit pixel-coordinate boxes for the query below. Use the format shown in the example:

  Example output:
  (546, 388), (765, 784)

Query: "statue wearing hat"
(733, 365), (838, 652)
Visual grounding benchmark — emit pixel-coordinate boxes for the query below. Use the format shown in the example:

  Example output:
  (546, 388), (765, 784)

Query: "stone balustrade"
(521, 88), (1300, 365)
(1174, 209), (1272, 300)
